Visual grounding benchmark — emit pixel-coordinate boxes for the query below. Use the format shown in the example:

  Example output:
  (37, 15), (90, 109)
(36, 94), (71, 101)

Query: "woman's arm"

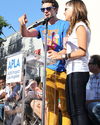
(69, 25), (87, 59)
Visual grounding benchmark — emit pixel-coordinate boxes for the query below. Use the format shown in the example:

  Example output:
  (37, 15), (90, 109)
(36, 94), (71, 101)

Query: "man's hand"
(18, 14), (28, 25)
(47, 50), (62, 60)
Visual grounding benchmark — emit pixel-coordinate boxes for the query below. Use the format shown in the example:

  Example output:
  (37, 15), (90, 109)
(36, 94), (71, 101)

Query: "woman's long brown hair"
(66, 0), (90, 35)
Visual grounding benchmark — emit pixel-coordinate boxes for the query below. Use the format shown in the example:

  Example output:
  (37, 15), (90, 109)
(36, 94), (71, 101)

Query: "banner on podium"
(6, 53), (23, 83)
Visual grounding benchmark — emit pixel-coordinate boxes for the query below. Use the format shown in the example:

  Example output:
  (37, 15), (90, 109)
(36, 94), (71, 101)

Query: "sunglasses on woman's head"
(65, 8), (67, 11)
(41, 6), (55, 12)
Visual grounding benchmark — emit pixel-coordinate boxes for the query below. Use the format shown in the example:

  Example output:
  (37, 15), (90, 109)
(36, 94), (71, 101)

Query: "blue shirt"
(8, 83), (20, 101)
(35, 20), (70, 72)
(86, 73), (100, 100)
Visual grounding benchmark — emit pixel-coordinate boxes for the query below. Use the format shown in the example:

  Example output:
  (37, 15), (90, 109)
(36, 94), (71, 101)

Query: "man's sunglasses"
(41, 7), (55, 12)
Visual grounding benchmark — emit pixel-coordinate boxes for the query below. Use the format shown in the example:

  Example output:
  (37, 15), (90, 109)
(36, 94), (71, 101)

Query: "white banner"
(6, 53), (23, 83)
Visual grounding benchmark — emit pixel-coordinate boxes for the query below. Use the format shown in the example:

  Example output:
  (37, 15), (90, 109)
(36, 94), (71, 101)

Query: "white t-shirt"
(65, 22), (91, 74)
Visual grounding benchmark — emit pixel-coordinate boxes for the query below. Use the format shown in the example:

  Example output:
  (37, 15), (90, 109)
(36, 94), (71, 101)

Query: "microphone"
(28, 16), (53, 30)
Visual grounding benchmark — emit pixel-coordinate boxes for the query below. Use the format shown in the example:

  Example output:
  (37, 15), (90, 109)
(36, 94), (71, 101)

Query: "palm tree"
(0, 16), (9, 45)
(0, 16), (9, 33)
(0, 16), (9, 75)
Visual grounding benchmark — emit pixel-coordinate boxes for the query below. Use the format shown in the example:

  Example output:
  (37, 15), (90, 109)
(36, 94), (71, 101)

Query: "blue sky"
(0, 0), (43, 38)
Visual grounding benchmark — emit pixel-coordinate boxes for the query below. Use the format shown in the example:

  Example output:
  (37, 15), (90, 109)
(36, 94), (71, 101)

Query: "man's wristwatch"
(61, 54), (66, 59)
(61, 53), (71, 60)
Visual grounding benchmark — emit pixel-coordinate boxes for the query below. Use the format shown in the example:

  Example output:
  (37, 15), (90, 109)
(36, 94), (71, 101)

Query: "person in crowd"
(30, 95), (48, 124)
(0, 76), (6, 100)
(4, 81), (23, 125)
(5, 82), (20, 102)
(24, 78), (42, 123)
(48, 0), (91, 125)
(4, 82), (21, 125)
(0, 75), (6, 121)
(86, 55), (100, 125)
(18, 0), (71, 125)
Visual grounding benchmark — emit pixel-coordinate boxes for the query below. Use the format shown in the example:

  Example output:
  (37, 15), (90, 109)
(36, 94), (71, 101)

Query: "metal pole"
(21, 56), (26, 125)
(41, 20), (48, 125)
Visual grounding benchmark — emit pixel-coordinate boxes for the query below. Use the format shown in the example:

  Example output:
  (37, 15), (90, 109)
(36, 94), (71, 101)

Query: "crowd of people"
(0, 0), (100, 125)
(0, 76), (43, 125)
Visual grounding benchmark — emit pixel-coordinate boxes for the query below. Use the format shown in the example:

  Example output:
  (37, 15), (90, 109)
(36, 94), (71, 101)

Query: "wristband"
(67, 53), (71, 59)
(65, 53), (71, 60)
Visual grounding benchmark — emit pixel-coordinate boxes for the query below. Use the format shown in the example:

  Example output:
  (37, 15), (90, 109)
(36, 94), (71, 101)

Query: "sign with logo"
(6, 53), (23, 83)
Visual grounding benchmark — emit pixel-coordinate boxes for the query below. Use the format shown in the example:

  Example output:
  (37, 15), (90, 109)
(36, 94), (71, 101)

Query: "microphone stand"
(28, 16), (53, 30)
(41, 19), (48, 125)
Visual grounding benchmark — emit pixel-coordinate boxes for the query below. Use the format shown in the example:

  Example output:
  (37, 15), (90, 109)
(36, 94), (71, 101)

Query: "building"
(0, 19), (44, 79)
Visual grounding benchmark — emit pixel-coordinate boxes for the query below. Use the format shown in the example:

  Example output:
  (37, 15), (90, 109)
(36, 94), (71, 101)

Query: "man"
(86, 55), (100, 125)
(0, 75), (6, 121)
(18, 0), (70, 125)
(0, 76), (6, 99)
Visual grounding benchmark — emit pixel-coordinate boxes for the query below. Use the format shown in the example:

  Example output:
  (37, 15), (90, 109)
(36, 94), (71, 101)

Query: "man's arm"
(18, 14), (39, 37)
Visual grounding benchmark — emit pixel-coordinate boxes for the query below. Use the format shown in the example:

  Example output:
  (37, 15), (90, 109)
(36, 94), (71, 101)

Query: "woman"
(48, 0), (91, 125)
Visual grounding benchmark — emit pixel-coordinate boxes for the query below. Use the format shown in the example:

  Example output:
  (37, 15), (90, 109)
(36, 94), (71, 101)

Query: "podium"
(26, 53), (56, 66)
(25, 53), (56, 125)
(4, 51), (56, 125)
